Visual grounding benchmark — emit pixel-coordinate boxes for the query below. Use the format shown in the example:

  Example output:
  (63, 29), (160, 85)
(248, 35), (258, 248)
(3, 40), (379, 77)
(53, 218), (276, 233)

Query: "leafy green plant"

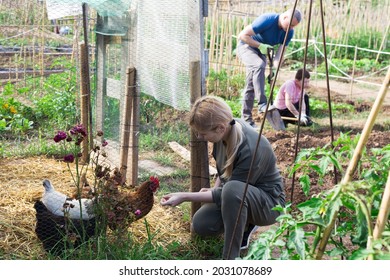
(34, 89), (77, 129)
(316, 58), (384, 76)
(288, 132), (359, 196)
(0, 96), (34, 134)
(207, 69), (245, 99)
(225, 99), (242, 118)
(245, 135), (390, 260)
(245, 177), (389, 260)
(309, 98), (355, 117)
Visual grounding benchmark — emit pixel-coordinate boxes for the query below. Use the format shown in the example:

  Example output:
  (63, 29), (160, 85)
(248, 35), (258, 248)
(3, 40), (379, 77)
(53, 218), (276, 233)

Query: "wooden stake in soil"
(349, 45), (358, 100)
(190, 61), (210, 234)
(129, 72), (140, 187)
(120, 67), (136, 185)
(79, 42), (90, 163)
(82, 3), (93, 152)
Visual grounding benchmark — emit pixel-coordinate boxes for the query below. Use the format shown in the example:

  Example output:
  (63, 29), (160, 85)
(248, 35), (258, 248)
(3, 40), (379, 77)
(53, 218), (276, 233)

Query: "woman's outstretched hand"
(160, 193), (185, 207)
(160, 188), (214, 207)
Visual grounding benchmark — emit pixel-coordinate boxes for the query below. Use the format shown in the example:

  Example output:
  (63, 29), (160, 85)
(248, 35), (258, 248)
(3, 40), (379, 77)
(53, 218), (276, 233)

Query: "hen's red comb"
(149, 176), (159, 192)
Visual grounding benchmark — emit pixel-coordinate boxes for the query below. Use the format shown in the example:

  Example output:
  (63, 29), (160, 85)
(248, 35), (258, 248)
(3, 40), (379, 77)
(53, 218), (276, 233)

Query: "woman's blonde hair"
(188, 96), (242, 178)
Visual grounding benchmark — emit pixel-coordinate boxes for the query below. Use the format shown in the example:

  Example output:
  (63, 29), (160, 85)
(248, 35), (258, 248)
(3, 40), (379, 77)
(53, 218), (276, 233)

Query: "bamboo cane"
(376, 24), (389, 63)
(218, 17), (225, 71)
(367, 172), (390, 260)
(373, 173), (390, 240)
(40, 3), (45, 88)
(349, 45), (358, 100)
(281, 116), (299, 121)
(316, 65), (390, 260)
(209, 1), (218, 70)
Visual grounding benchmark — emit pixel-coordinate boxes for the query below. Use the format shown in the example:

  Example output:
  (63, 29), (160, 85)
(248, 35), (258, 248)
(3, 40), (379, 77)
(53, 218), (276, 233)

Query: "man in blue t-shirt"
(237, 9), (302, 128)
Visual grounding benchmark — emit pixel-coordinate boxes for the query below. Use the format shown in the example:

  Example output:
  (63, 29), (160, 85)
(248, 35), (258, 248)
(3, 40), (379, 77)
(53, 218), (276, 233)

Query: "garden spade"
(265, 108), (286, 130)
(264, 47), (287, 131)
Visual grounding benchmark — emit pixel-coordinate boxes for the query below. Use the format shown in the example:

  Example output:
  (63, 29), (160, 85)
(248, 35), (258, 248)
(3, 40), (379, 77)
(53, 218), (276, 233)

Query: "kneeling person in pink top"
(274, 68), (313, 127)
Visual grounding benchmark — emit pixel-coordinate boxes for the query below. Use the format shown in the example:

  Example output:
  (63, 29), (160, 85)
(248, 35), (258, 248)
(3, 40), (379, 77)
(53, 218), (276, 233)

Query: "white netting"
(46, 0), (201, 112)
(136, 0), (201, 111)
(46, 0), (132, 19)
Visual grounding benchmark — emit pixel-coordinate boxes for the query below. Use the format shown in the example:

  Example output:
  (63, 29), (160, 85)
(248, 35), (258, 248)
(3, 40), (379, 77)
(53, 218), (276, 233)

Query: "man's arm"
(238, 25), (260, 48)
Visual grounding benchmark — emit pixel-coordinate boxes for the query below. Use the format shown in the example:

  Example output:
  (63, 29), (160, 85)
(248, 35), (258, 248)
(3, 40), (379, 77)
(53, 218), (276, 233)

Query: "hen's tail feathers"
(42, 179), (53, 192)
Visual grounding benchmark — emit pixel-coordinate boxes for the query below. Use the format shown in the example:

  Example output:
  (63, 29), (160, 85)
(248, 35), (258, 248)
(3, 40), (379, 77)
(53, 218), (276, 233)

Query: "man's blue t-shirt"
(251, 13), (294, 46)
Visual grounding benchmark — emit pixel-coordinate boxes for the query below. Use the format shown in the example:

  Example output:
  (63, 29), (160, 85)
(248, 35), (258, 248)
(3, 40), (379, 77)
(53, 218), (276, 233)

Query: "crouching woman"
(160, 95), (285, 259)
(274, 68), (313, 127)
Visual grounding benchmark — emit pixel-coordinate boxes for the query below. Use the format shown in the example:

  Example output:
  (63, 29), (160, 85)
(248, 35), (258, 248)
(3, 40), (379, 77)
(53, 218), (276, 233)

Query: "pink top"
(274, 79), (302, 110)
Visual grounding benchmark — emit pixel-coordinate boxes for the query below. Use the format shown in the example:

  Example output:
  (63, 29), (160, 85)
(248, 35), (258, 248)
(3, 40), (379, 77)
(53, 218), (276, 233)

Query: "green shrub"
(0, 95), (34, 134)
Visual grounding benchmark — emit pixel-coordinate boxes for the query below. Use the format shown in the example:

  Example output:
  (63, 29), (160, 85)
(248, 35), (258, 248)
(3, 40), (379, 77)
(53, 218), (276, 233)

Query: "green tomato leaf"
(324, 196), (342, 225)
(297, 197), (322, 219)
(299, 174), (311, 196)
(351, 206), (368, 246)
(289, 227), (306, 260)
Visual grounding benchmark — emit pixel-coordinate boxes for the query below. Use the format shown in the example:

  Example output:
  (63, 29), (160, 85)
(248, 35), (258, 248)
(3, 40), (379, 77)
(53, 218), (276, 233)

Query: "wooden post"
(368, 172), (390, 260)
(129, 69), (140, 187)
(190, 61), (210, 235)
(95, 15), (107, 135)
(119, 67), (135, 184)
(82, 3), (93, 152)
(79, 42), (89, 163)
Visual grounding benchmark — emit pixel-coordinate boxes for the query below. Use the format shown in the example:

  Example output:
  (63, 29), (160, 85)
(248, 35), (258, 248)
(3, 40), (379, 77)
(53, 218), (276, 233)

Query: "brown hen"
(100, 176), (160, 231)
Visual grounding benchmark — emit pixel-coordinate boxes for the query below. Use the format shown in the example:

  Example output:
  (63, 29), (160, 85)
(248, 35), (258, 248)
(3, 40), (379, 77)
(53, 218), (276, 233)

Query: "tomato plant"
(245, 134), (390, 260)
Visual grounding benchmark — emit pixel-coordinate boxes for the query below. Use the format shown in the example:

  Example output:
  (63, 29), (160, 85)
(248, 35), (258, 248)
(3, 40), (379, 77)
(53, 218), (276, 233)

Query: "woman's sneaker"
(240, 224), (259, 250)
(247, 121), (258, 128)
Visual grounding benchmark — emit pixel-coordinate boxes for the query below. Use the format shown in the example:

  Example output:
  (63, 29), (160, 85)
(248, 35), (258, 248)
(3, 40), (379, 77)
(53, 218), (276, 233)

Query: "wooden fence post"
(190, 61), (210, 235)
(130, 70), (140, 187)
(79, 42), (90, 163)
(120, 67), (136, 184)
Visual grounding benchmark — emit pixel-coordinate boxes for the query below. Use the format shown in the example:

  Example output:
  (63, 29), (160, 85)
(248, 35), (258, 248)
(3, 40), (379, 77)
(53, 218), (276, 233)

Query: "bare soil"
(252, 72), (390, 205)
